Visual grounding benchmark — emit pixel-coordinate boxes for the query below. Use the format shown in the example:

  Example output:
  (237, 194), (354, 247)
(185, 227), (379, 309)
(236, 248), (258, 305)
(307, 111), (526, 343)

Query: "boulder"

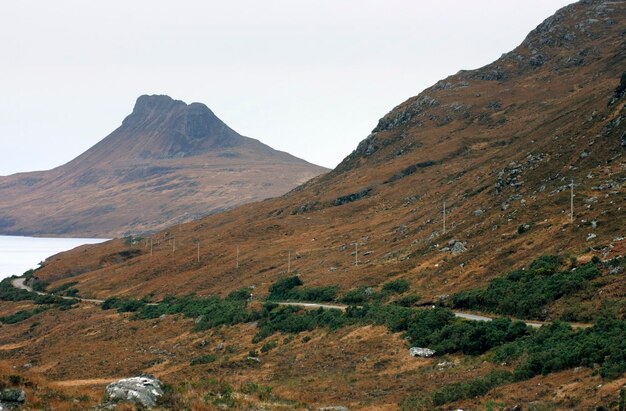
(409, 347), (435, 358)
(0, 390), (25, 403)
(103, 375), (163, 408)
(0, 388), (26, 410)
(450, 241), (467, 255)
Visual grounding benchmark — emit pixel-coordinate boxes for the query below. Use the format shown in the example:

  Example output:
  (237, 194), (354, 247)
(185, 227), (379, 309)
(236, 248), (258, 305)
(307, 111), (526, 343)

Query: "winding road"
(12, 278), (106, 304)
(12, 278), (589, 329)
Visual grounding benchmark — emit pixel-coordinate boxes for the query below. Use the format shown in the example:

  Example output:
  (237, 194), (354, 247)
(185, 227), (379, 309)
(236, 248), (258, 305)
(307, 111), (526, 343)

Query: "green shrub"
(393, 294), (420, 307)
(8, 375), (22, 385)
(0, 278), (36, 301)
(49, 282), (79, 297)
(203, 379), (235, 407)
(267, 276), (302, 300)
(340, 287), (371, 304)
(31, 280), (49, 292)
(296, 286), (338, 302)
(254, 305), (348, 341)
(226, 287), (252, 301)
(190, 355), (216, 365)
(382, 279), (410, 294)
(432, 370), (514, 405)
(101, 297), (119, 310)
(267, 276), (337, 302)
(452, 257), (601, 320)
(494, 319), (626, 381)
(260, 341), (277, 353)
(241, 382), (272, 401)
(100, 297), (145, 312)
(0, 307), (48, 324)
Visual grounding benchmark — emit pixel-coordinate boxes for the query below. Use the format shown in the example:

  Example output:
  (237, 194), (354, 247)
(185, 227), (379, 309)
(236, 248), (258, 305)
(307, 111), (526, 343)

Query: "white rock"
(409, 347), (435, 358)
(104, 375), (163, 408)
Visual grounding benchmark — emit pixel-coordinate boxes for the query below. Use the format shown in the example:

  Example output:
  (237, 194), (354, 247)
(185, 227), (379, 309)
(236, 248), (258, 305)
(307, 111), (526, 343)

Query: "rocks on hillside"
(409, 347), (435, 358)
(0, 388), (26, 410)
(102, 375), (163, 408)
(439, 240), (467, 255)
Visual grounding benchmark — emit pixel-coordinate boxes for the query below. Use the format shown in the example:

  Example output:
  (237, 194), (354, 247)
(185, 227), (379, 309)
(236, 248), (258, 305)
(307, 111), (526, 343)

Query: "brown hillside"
(0, 1), (625, 409)
(0, 95), (328, 238)
(34, 0), (625, 301)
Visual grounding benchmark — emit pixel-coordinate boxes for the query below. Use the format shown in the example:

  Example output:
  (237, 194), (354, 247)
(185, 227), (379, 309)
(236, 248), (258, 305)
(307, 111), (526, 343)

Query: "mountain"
(0, 1), (625, 409)
(0, 95), (328, 237)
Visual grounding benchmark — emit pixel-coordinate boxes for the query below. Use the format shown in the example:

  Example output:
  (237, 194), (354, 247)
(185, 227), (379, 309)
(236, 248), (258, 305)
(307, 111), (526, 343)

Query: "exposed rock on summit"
(0, 95), (328, 237)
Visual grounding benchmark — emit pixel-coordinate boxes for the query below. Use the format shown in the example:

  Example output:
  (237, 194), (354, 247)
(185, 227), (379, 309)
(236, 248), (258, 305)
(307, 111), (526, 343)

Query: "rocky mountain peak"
(114, 94), (243, 157)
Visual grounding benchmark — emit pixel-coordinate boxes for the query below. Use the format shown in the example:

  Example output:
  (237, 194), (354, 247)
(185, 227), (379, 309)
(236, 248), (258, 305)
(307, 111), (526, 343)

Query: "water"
(0, 235), (108, 281)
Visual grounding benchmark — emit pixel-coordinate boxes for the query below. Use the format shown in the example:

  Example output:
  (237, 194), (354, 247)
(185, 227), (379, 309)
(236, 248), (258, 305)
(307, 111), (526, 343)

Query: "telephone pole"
(443, 201), (446, 234)
(570, 178), (574, 223)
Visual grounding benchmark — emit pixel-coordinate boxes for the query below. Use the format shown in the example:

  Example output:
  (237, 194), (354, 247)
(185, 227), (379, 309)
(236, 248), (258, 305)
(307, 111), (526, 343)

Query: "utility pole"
(236, 246), (239, 269)
(570, 178), (574, 223)
(443, 201), (446, 234)
(288, 250), (291, 273)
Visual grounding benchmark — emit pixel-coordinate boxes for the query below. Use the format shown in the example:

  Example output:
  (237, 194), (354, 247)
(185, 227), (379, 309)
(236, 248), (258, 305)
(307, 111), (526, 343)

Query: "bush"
(393, 294), (421, 307)
(267, 276), (337, 302)
(452, 257), (600, 320)
(254, 304), (348, 341)
(241, 382), (272, 401)
(117, 294), (253, 332)
(267, 276), (302, 300)
(432, 370), (514, 405)
(226, 287), (252, 301)
(340, 287), (371, 304)
(0, 278), (36, 301)
(260, 341), (277, 353)
(494, 319), (626, 381)
(296, 286), (338, 302)
(190, 355), (216, 365)
(382, 279), (410, 294)
(0, 307), (48, 324)
(49, 281), (79, 296)
(100, 297), (145, 312)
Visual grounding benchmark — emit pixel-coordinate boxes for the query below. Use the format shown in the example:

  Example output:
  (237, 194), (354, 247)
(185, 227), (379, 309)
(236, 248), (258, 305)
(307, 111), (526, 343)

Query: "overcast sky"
(0, 0), (574, 176)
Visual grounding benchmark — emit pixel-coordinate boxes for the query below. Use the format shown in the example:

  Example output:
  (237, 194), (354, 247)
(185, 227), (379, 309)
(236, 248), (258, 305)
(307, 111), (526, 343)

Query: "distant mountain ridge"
(0, 95), (328, 237)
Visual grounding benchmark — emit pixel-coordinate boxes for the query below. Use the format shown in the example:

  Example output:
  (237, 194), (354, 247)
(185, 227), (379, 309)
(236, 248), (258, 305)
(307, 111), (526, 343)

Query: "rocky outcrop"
(409, 347), (435, 358)
(103, 375), (163, 408)
(0, 389), (26, 410)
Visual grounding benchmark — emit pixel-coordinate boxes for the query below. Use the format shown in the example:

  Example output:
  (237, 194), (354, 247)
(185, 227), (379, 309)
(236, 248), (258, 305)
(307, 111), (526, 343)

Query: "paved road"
(277, 301), (590, 329)
(277, 301), (349, 311)
(12, 278), (105, 304)
(11, 278), (589, 329)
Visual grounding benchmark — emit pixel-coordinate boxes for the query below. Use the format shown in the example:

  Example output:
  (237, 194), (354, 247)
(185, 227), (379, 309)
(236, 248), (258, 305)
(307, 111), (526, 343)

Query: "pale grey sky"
(0, 0), (574, 176)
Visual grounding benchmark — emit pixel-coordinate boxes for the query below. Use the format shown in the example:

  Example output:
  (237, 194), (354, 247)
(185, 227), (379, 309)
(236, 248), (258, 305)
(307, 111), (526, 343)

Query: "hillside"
(0, 1), (625, 409)
(0, 95), (328, 237)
